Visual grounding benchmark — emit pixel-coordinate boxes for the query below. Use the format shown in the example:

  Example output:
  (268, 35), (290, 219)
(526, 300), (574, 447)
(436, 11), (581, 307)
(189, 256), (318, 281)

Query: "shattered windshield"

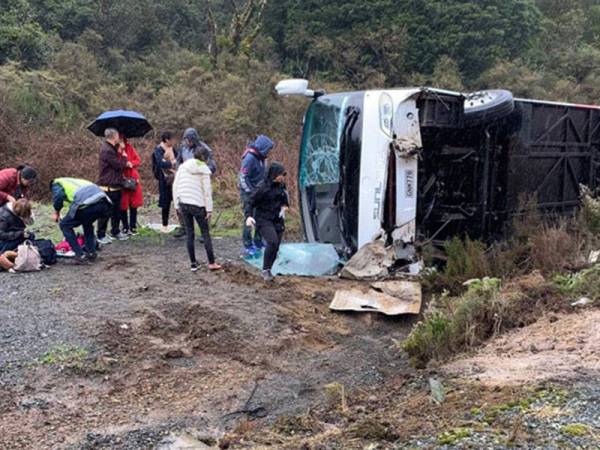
(299, 95), (349, 187)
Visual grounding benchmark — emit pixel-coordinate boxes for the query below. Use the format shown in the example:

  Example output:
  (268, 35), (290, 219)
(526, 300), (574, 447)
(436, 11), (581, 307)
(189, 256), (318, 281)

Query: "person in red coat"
(119, 136), (143, 234)
(0, 165), (38, 206)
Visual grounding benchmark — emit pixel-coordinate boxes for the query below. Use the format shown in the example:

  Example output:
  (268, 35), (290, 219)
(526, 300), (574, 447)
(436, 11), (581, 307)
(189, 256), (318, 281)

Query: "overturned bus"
(276, 79), (600, 262)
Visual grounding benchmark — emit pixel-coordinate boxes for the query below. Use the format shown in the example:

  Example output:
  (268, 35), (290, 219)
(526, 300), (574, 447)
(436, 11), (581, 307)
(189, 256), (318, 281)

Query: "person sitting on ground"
(0, 165), (37, 207)
(177, 128), (217, 173)
(119, 134), (143, 235)
(245, 162), (289, 282)
(97, 128), (132, 244)
(173, 146), (222, 272)
(50, 177), (113, 264)
(0, 199), (34, 253)
(238, 135), (274, 256)
(152, 131), (181, 234)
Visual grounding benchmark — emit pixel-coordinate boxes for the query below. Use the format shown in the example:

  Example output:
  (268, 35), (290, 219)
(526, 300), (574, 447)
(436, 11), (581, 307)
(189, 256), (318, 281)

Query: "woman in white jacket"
(173, 147), (222, 272)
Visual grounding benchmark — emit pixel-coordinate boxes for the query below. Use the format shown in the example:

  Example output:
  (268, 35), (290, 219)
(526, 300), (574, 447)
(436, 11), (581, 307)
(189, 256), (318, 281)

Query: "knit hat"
(20, 166), (37, 181)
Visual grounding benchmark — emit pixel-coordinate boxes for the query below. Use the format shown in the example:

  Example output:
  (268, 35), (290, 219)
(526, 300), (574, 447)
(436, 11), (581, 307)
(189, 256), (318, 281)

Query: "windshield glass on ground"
(299, 94), (349, 188)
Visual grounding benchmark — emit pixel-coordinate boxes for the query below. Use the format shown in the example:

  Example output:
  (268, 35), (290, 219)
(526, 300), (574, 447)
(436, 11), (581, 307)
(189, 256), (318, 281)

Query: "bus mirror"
(276, 79), (316, 98)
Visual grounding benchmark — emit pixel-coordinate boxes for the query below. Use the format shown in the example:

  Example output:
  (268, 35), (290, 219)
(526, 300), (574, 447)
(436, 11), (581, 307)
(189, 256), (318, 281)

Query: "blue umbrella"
(88, 110), (153, 138)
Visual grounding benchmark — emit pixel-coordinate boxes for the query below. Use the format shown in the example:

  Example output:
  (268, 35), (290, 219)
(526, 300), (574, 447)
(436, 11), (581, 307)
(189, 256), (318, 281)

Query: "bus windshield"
(299, 94), (349, 188)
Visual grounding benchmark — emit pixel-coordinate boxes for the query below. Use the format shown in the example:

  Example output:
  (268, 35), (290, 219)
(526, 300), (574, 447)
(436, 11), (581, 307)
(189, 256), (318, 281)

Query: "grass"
(29, 202), (63, 243)
(561, 423), (590, 437)
(402, 277), (503, 367)
(38, 345), (88, 369)
(437, 427), (472, 445)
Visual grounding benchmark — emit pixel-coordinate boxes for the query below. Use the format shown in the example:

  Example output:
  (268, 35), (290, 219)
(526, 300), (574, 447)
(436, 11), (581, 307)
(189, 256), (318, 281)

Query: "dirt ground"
(1, 231), (599, 449)
(444, 310), (600, 386)
(0, 233), (416, 449)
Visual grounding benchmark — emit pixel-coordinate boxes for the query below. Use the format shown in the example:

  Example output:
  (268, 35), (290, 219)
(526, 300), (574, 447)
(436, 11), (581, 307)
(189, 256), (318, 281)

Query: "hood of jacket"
(266, 162), (286, 182)
(183, 158), (212, 175)
(251, 135), (274, 158)
(183, 128), (202, 147)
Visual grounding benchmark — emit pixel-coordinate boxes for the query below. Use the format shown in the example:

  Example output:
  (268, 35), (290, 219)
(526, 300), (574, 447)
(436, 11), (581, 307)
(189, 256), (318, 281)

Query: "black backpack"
(33, 239), (57, 265)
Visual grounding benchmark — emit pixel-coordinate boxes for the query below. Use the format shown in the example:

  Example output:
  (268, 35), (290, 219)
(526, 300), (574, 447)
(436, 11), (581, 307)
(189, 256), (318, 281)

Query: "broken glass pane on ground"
(243, 243), (342, 276)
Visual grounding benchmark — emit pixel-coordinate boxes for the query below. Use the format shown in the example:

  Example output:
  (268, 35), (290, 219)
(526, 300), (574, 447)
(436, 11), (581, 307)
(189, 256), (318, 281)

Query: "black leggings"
(122, 208), (138, 231)
(180, 203), (215, 264)
(161, 202), (171, 227)
(256, 220), (283, 271)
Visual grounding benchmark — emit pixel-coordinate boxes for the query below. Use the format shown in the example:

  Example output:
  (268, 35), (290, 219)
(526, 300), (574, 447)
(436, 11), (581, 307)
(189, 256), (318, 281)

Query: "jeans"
(180, 203), (215, 264)
(256, 219), (283, 271)
(60, 200), (112, 256)
(241, 192), (262, 248)
(97, 190), (122, 238)
(122, 208), (138, 231)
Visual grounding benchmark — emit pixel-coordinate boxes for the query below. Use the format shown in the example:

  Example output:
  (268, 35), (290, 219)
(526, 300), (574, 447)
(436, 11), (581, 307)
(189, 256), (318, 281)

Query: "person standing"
(238, 135), (274, 256)
(0, 165), (37, 206)
(245, 162), (289, 282)
(177, 128), (217, 173)
(152, 131), (179, 233)
(173, 146), (222, 272)
(0, 199), (34, 253)
(119, 136), (143, 235)
(50, 178), (112, 264)
(97, 128), (131, 244)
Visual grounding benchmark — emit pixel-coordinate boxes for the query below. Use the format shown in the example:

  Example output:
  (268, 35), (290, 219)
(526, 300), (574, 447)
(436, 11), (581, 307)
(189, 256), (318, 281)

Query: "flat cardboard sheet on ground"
(330, 280), (422, 316)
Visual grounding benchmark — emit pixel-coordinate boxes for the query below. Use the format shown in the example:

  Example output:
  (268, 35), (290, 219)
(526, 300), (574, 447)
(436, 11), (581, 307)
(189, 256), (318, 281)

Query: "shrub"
(403, 277), (505, 367)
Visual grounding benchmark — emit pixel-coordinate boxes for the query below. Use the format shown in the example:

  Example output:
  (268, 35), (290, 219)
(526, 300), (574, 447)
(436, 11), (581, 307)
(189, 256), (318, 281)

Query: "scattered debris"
(587, 250), (600, 264)
(244, 243), (341, 276)
(571, 297), (593, 307)
(329, 280), (421, 315)
(429, 378), (445, 404)
(339, 239), (395, 280)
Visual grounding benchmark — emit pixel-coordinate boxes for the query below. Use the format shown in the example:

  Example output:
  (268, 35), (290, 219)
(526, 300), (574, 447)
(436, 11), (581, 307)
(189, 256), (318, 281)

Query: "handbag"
(122, 177), (137, 191)
(14, 241), (42, 272)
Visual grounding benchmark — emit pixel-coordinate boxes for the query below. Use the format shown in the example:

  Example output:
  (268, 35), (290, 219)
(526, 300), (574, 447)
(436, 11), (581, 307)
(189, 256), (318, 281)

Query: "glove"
(245, 217), (256, 228)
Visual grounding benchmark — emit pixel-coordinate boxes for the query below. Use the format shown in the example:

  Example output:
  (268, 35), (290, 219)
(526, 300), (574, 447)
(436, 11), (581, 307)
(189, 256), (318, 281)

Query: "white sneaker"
(160, 225), (170, 234)
(112, 232), (129, 241)
(97, 236), (112, 245)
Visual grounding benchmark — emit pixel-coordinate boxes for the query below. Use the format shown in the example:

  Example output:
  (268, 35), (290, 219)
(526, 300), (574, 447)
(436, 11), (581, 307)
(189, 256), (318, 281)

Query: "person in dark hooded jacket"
(0, 199), (34, 253)
(245, 162), (289, 282)
(177, 128), (217, 174)
(239, 135), (274, 255)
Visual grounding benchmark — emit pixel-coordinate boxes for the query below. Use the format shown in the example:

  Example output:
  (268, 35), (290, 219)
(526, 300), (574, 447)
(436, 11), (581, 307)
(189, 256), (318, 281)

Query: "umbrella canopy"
(88, 110), (153, 138)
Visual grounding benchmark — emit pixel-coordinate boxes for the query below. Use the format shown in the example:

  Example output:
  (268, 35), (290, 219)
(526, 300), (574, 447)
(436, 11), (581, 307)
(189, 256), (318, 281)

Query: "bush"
(403, 278), (502, 367)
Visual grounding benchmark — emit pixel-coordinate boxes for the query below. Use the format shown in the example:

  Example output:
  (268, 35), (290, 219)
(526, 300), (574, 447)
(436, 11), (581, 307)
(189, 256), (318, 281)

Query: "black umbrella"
(87, 110), (153, 138)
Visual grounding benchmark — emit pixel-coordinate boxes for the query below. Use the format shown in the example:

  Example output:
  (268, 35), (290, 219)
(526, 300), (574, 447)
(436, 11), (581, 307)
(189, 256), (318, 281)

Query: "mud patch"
(98, 302), (265, 365)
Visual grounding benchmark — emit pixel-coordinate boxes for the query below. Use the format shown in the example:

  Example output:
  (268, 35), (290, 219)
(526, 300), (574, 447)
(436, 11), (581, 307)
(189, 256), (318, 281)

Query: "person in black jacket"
(0, 199), (34, 253)
(245, 162), (289, 281)
(152, 131), (179, 232)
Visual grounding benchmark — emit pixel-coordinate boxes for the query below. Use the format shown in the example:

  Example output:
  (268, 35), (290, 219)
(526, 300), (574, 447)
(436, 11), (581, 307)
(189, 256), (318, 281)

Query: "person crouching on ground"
(51, 178), (113, 264)
(245, 162), (289, 282)
(0, 165), (37, 207)
(97, 128), (132, 244)
(238, 135), (274, 257)
(173, 146), (222, 272)
(0, 199), (34, 253)
(119, 134), (143, 235)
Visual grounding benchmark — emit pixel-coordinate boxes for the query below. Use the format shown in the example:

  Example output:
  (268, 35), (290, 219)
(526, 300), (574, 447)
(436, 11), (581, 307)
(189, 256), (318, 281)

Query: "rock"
(429, 378), (445, 404)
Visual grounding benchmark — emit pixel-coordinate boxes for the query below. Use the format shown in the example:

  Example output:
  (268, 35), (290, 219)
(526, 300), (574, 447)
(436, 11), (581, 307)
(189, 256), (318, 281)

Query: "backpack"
(14, 241), (42, 272)
(33, 239), (57, 265)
